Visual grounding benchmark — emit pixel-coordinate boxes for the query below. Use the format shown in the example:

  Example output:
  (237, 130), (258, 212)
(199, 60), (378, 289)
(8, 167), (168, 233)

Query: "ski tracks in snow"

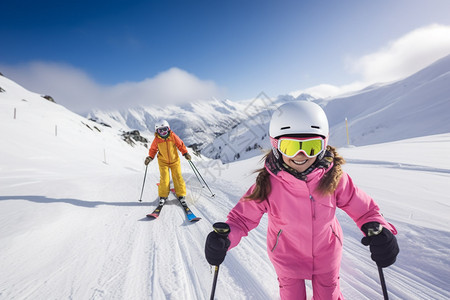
(144, 196), (210, 300)
(2, 158), (449, 299)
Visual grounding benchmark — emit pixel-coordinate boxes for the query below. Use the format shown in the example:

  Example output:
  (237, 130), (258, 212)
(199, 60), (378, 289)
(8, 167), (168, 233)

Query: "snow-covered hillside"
(206, 54), (450, 163)
(1, 73), (450, 300)
(326, 54), (450, 147)
(201, 93), (316, 163)
(86, 92), (292, 155)
(87, 90), (316, 161)
(87, 55), (450, 164)
(87, 99), (243, 152)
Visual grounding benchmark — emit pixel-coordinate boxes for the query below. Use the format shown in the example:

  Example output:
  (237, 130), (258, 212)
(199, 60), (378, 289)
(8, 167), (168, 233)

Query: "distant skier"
(204, 101), (399, 300)
(145, 120), (191, 205)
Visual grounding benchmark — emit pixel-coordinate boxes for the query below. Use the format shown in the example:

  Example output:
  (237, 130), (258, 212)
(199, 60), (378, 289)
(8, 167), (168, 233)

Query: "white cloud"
(106, 68), (222, 108)
(295, 24), (450, 99)
(303, 83), (357, 99)
(0, 62), (224, 114)
(349, 24), (450, 83)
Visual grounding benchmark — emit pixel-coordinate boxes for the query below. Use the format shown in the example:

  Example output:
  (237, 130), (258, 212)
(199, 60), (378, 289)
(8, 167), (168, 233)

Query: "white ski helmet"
(269, 101), (329, 139)
(154, 119), (170, 132)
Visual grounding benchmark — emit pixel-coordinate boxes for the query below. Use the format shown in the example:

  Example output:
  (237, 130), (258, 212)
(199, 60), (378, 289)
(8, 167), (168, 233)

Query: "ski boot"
(178, 196), (187, 206)
(159, 197), (168, 205)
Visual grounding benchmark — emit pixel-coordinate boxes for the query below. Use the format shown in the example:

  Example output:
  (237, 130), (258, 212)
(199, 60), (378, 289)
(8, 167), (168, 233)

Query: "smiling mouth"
(291, 159), (308, 165)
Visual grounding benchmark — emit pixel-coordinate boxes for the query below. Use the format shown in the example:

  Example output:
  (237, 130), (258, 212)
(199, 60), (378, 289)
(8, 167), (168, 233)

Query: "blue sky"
(1, 0), (450, 113)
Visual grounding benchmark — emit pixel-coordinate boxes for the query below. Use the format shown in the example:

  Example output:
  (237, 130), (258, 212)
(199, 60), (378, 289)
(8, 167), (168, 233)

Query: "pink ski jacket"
(226, 162), (397, 279)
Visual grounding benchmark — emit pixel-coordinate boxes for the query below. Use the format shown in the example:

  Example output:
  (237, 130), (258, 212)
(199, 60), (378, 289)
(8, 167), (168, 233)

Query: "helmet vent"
(281, 126), (291, 130)
(311, 126), (320, 129)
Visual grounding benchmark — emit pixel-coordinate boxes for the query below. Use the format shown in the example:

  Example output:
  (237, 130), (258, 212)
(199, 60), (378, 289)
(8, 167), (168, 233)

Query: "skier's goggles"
(157, 127), (169, 136)
(272, 137), (325, 158)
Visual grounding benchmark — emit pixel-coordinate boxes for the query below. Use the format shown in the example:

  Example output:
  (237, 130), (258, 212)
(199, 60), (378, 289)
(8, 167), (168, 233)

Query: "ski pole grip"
(362, 222), (383, 237)
(213, 222), (230, 238)
(368, 224), (383, 237)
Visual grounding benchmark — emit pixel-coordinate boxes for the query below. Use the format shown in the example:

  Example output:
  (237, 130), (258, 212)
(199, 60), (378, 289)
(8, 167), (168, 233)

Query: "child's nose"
(294, 151), (307, 158)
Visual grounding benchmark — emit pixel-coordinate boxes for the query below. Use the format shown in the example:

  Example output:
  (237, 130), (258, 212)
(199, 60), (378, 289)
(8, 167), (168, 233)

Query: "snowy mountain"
(325, 54), (450, 147)
(86, 94), (277, 154)
(87, 91), (316, 158)
(87, 99), (243, 152)
(201, 54), (450, 163)
(1, 67), (450, 299)
(87, 55), (450, 163)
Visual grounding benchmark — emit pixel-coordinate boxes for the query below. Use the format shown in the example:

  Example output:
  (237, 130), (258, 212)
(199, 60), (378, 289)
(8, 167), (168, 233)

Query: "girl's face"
(282, 151), (317, 173)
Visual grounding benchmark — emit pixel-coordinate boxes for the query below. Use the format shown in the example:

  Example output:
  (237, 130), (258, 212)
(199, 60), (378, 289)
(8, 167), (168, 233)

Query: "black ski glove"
(361, 222), (399, 268)
(144, 156), (153, 165)
(205, 222), (231, 266)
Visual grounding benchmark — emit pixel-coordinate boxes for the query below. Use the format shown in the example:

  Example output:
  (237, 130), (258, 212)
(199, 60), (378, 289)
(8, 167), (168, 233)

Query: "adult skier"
(204, 101), (399, 299)
(145, 120), (191, 205)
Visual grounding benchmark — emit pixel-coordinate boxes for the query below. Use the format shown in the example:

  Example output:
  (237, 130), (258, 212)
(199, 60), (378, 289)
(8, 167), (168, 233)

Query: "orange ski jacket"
(148, 131), (188, 165)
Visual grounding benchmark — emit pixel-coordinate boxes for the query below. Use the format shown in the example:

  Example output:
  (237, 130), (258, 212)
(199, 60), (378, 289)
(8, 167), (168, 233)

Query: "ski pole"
(188, 160), (205, 188)
(188, 160), (215, 197)
(365, 225), (390, 300)
(210, 265), (220, 300)
(138, 164), (148, 202)
(209, 224), (230, 300)
(378, 266), (389, 300)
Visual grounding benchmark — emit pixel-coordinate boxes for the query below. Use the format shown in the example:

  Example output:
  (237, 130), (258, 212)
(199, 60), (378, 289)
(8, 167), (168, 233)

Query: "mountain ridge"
(2, 54), (449, 163)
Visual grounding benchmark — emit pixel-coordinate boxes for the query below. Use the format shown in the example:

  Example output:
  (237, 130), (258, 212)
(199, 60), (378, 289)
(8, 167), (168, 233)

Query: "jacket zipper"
(271, 229), (283, 252)
(166, 138), (171, 164)
(330, 225), (343, 246)
(310, 195), (316, 220)
(310, 194), (316, 260)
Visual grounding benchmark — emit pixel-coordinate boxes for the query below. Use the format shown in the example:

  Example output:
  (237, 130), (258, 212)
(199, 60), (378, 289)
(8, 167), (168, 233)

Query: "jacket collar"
(155, 131), (171, 140)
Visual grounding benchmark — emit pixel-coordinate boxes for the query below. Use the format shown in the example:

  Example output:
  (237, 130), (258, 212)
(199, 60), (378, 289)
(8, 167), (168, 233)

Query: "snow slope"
(1, 75), (450, 299)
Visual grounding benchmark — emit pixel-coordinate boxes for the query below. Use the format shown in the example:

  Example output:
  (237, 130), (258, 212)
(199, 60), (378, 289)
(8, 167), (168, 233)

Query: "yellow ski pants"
(158, 159), (186, 198)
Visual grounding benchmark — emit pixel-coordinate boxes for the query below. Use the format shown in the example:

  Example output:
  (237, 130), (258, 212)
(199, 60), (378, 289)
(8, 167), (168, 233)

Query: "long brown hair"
(316, 146), (345, 195)
(244, 146), (345, 201)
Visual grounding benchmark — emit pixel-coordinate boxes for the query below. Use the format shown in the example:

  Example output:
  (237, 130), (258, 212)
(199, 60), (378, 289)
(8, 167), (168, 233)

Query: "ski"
(169, 188), (201, 222)
(146, 183), (166, 219)
(150, 183), (201, 221)
(146, 204), (164, 219)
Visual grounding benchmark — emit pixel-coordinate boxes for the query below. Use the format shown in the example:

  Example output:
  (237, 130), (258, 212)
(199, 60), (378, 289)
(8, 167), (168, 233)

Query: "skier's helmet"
(155, 120), (170, 138)
(269, 101), (329, 158)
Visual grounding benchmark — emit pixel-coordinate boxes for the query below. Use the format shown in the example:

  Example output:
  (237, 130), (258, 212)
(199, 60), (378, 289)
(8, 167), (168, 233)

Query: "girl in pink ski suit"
(205, 101), (399, 299)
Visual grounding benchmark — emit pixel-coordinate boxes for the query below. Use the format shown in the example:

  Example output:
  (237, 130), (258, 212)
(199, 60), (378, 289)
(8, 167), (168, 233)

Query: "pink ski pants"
(278, 269), (344, 300)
